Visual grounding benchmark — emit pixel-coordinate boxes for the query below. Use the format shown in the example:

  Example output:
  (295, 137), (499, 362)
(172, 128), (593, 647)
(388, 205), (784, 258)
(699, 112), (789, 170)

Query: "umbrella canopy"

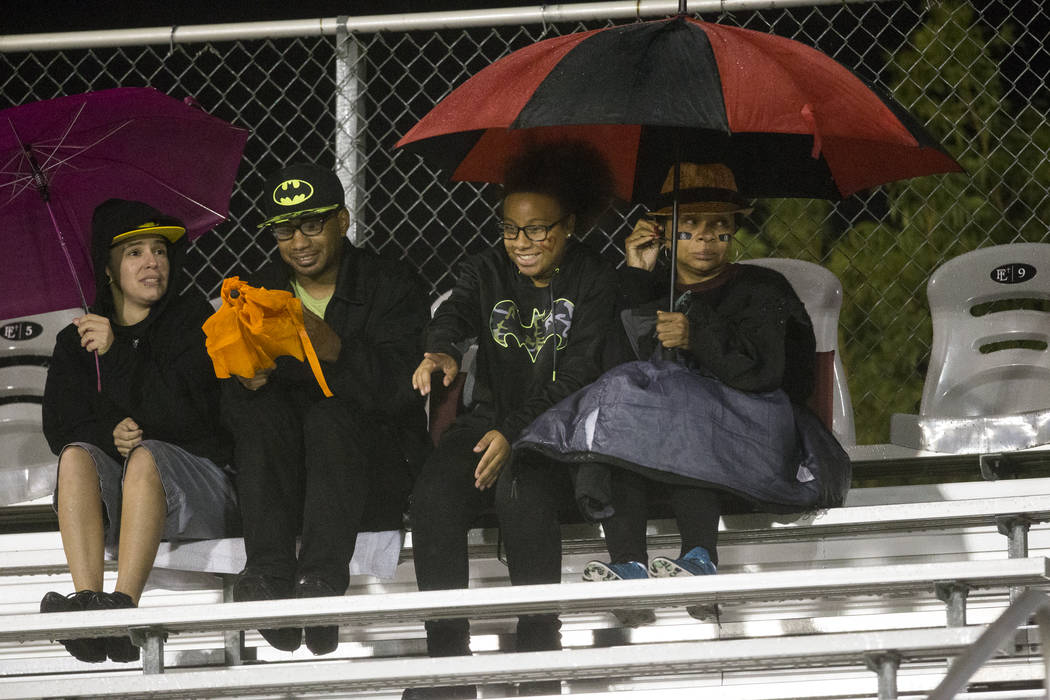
(396, 15), (962, 203)
(203, 276), (333, 398)
(0, 87), (248, 320)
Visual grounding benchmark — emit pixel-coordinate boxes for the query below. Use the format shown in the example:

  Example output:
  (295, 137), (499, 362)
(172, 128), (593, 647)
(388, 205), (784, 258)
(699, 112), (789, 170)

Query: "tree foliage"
(828, 1), (1050, 444)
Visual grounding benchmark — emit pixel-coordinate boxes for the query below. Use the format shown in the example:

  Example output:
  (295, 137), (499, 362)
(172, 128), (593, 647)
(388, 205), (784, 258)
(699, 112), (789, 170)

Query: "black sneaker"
(294, 575), (340, 656)
(39, 590), (106, 663)
(88, 591), (139, 662)
(233, 572), (301, 652)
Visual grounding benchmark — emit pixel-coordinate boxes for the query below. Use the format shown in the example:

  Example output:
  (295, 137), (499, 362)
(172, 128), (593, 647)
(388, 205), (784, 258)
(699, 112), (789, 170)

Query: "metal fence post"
(335, 15), (365, 246)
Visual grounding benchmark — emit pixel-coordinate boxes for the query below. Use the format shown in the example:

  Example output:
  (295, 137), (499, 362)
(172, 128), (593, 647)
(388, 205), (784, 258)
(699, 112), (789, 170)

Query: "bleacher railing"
(2, 0), (1049, 443)
(928, 587), (1050, 700)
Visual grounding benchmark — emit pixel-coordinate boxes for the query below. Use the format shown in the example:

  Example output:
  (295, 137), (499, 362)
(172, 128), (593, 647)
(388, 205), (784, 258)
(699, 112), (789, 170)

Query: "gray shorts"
(54, 440), (239, 546)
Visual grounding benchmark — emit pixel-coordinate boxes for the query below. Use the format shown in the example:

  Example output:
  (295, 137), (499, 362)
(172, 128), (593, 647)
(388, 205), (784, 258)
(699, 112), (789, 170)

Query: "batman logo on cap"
(273, 179), (314, 207)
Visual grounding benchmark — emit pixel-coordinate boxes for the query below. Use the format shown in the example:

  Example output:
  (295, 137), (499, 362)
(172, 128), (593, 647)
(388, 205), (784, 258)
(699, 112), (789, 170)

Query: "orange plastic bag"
(203, 276), (333, 397)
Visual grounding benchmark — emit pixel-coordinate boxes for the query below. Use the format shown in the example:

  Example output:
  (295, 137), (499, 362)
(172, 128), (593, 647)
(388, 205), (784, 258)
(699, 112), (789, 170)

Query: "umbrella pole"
(42, 197), (101, 391)
(21, 142), (100, 391)
(18, 142), (92, 312)
(41, 199), (91, 312)
(668, 162), (680, 311)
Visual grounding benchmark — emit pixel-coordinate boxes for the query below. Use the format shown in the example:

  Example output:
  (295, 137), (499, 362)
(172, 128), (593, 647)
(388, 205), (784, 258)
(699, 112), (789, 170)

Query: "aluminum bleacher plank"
(0, 547), (117, 577)
(846, 443), (1050, 475)
(425, 491), (1050, 559)
(5, 479), (1050, 576)
(0, 558), (1044, 643)
(0, 626), (986, 699)
(719, 493), (1050, 539)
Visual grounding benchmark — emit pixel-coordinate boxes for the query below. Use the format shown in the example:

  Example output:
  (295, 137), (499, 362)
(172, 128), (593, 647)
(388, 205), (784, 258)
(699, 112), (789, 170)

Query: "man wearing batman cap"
(222, 163), (429, 655)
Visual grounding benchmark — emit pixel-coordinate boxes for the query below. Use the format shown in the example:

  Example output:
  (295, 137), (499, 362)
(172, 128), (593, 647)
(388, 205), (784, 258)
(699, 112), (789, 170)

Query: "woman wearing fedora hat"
(517, 163), (848, 624)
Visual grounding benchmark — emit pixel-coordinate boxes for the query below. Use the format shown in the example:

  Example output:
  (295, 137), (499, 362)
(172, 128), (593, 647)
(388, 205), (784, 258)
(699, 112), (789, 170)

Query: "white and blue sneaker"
(649, 546), (717, 577)
(649, 546), (718, 621)
(582, 560), (655, 627)
(582, 560), (649, 582)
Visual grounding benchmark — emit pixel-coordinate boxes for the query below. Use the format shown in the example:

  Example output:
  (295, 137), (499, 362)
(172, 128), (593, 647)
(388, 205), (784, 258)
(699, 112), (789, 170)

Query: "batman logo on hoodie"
(489, 298), (574, 362)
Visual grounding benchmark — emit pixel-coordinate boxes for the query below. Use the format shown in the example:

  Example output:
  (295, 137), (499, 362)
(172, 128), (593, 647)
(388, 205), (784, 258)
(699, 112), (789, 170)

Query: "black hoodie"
(425, 242), (619, 442)
(42, 214), (231, 467)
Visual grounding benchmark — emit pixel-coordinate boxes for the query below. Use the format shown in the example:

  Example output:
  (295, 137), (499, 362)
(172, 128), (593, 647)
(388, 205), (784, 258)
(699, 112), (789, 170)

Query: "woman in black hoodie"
(39, 199), (237, 664)
(405, 142), (619, 699)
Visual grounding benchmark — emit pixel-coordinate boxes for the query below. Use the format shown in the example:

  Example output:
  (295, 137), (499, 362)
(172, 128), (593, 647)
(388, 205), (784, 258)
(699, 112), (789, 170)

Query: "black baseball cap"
(258, 163), (346, 228)
(92, 198), (186, 246)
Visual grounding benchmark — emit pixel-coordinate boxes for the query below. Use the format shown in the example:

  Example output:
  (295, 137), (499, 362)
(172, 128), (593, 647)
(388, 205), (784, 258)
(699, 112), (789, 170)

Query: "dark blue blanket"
(515, 359), (850, 515)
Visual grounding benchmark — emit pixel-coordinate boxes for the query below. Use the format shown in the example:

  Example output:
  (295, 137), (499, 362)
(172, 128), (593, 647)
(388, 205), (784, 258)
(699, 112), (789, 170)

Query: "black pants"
(410, 417), (574, 656)
(223, 379), (408, 593)
(601, 467), (721, 566)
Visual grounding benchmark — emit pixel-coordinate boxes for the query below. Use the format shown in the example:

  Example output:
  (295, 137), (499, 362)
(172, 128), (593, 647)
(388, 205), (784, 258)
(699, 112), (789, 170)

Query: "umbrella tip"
(678, 0), (687, 14)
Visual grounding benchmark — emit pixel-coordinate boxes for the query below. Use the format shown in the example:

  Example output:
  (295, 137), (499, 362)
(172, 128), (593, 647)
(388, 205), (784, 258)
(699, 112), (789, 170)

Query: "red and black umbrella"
(396, 14), (962, 203)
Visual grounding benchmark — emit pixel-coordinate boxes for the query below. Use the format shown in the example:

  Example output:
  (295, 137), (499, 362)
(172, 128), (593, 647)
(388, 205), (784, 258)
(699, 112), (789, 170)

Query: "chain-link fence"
(2, 0), (1048, 444)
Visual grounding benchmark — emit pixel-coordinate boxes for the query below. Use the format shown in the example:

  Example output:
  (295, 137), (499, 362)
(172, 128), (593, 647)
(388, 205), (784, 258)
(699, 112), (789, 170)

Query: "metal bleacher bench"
(0, 557), (1042, 695)
(457, 477), (1050, 565)
(1, 478), (1049, 685)
(3, 478), (1049, 579)
(0, 626), (990, 699)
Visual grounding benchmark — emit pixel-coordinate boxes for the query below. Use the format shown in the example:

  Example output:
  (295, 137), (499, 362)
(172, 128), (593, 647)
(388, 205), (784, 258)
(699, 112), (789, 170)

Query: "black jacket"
(43, 216), (230, 467)
(618, 263), (816, 404)
(425, 242), (618, 442)
(245, 239), (430, 465)
(43, 294), (230, 467)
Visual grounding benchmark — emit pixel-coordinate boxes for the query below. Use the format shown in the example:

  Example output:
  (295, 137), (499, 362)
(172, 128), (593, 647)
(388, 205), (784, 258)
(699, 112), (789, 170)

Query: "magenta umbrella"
(0, 87), (248, 320)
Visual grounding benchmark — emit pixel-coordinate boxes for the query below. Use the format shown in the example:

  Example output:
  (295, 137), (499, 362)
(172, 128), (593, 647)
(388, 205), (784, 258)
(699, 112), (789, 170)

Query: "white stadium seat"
(745, 258), (856, 446)
(0, 307), (80, 506)
(891, 242), (1050, 453)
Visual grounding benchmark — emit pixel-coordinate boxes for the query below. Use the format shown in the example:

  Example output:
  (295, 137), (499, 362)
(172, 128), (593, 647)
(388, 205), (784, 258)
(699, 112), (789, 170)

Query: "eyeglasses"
(271, 212), (334, 241)
(497, 213), (570, 243)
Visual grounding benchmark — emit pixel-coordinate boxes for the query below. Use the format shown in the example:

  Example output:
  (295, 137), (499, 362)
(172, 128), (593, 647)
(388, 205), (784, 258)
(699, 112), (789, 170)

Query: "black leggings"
(601, 466), (721, 566)
(410, 417), (575, 656)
